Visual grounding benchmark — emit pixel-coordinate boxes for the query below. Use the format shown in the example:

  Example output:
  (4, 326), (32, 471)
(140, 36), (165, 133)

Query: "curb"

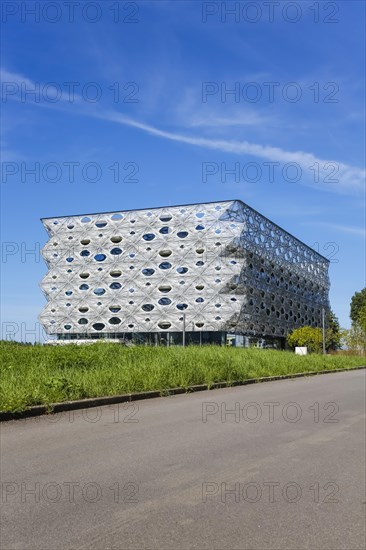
(1, 365), (365, 422)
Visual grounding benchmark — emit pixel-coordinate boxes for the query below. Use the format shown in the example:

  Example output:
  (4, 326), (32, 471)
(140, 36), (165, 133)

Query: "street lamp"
(182, 312), (186, 347)
(322, 307), (326, 355)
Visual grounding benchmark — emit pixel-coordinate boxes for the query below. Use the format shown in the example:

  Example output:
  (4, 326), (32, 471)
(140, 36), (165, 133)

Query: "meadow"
(0, 341), (364, 412)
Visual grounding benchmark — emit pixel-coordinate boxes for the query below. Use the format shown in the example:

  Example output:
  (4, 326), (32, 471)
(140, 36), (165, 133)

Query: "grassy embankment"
(0, 341), (364, 412)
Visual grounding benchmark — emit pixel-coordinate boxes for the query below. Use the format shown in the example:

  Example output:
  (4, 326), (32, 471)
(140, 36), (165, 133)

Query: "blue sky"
(1, 0), (365, 341)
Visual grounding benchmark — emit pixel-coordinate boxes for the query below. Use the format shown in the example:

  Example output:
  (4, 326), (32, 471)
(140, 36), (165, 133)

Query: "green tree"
(287, 326), (323, 353)
(341, 325), (366, 355)
(326, 309), (341, 351)
(357, 303), (366, 333)
(350, 288), (366, 325)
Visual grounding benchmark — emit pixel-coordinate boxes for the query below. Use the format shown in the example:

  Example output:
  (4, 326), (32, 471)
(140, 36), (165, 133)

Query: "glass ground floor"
(55, 331), (286, 348)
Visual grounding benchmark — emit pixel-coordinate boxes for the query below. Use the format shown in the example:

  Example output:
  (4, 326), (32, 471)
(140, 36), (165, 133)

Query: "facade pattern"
(39, 200), (330, 342)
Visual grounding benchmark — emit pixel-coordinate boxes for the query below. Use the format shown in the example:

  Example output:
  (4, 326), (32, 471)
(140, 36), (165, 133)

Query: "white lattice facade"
(39, 200), (330, 344)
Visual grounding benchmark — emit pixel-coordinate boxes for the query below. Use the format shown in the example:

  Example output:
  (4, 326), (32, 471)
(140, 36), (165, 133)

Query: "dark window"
(143, 233), (155, 241)
(110, 247), (122, 255)
(158, 298), (172, 306)
(159, 262), (172, 270)
(110, 282), (121, 290)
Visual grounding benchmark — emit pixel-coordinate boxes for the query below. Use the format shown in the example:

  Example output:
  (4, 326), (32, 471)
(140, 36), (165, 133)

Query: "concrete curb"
(1, 365), (365, 422)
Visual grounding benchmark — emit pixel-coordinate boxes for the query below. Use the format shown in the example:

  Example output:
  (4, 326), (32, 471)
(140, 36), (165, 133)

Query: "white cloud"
(2, 68), (365, 196)
(99, 110), (366, 195)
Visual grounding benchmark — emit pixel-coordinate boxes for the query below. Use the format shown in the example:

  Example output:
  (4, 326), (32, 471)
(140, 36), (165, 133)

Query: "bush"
(287, 326), (323, 353)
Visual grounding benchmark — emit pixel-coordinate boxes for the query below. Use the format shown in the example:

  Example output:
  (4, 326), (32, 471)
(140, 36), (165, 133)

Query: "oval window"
(94, 288), (106, 296)
(195, 225), (205, 231)
(159, 226), (171, 235)
(142, 268), (155, 276)
(110, 247), (122, 255)
(158, 298), (172, 306)
(65, 291), (72, 296)
(111, 236), (122, 243)
(159, 215), (172, 222)
(64, 324), (72, 330)
(176, 303), (188, 310)
(111, 213), (123, 220)
(142, 304), (154, 312)
(159, 250), (172, 257)
(80, 250), (90, 257)
(196, 297), (204, 303)
(81, 216), (91, 223)
(159, 262), (172, 270)
(79, 272), (89, 279)
(79, 306), (89, 313)
(109, 305), (121, 313)
(95, 221), (107, 228)
(177, 231), (188, 238)
(158, 285), (172, 293)
(109, 317), (121, 325)
(158, 321), (171, 329)
(94, 254), (106, 262)
(142, 233), (155, 241)
(176, 267), (188, 274)
(66, 257), (74, 263)
(110, 282), (121, 290)
(92, 323), (105, 331)
(78, 318), (88, 325)
(79, 284), (89, 290)
(110, 270), (121, 278)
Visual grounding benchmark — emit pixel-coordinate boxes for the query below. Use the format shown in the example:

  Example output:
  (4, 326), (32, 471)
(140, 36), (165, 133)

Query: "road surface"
(1, 370), (365, 549)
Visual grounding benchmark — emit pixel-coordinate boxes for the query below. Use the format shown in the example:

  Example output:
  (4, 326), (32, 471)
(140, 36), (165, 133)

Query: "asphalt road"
(1, 370), (365, 550)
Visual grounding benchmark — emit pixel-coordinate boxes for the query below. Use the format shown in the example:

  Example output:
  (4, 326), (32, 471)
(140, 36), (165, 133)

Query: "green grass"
(0, 341), (364, 412)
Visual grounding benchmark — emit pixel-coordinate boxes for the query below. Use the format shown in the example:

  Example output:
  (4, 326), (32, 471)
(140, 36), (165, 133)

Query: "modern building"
(39, 199), (330, 346)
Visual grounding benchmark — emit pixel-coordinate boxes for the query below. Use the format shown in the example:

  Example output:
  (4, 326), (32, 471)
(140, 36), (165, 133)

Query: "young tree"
(341, 325), (366, 355)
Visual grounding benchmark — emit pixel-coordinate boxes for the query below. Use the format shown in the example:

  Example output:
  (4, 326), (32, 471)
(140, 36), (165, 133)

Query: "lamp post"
(322, 307), (326, 355)
(182, 313), (186, 347)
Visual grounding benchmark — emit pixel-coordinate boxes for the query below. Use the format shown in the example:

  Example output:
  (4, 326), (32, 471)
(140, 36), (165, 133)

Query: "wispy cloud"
(99, 110), (366, 195)
(185, 112), (274, 128)
(2, 69), (365, 196)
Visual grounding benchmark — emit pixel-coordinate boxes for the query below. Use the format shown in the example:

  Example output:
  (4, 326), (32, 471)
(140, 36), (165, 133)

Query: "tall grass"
(0, 341), (364, 412)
